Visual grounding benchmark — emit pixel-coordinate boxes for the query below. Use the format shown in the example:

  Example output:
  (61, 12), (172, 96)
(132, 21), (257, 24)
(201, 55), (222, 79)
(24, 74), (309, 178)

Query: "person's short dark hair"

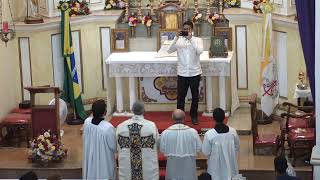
(274, 155), (288, 174)
(213, 108), (225, 123)
(132, 101), (145, 115)
(183, 20), (193, 29)
(20, 171), (38, 180)
(198, 172), (212, 180)
(92, 99), (107, 118)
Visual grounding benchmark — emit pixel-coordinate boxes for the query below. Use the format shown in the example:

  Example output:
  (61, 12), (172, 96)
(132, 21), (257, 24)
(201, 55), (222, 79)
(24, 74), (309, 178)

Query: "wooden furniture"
(1, 113), (31, 147)
(247, 94), (280, 155)
(280, 102), (314, 151)
(25, 86), (61, 139)
(157, 2), (186, 29)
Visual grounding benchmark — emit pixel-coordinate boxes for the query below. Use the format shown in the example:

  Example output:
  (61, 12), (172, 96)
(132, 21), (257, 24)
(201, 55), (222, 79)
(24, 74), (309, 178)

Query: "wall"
(0, 39), (21, 120)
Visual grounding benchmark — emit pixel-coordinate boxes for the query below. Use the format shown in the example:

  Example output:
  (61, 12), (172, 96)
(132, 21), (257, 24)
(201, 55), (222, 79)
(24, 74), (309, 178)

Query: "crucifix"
(118, 123), (156, 180)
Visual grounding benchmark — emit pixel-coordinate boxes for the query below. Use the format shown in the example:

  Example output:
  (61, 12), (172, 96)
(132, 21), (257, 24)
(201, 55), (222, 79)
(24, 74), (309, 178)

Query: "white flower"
(196, 13), (202, 19)
(44, 132), (50, 138)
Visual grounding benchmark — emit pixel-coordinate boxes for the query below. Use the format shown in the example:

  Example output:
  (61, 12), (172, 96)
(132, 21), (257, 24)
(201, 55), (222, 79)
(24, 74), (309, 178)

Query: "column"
(129, 77), (137, 111)
(203, 76), (213, 116)
(311, 0), (320, 178)
(115, 77), (124, 113)
(219, 76), (226, 111)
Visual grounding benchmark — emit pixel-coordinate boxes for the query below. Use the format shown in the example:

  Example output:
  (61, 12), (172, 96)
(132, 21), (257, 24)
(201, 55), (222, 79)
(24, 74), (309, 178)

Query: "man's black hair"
(91, 99), (107, 125)
(183, 20), (193, 29)
(20, 171), (38, 180)
(213, 108), (225, 123)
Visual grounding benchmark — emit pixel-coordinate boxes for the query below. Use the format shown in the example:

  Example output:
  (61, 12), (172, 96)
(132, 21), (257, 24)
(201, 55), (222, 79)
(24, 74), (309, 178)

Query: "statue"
(297, 71), (308, 90)
(25, 0), (44, 24)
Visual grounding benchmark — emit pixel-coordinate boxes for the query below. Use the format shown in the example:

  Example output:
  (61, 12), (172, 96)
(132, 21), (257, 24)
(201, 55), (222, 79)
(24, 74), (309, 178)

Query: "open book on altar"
(155, 40), (177, 58)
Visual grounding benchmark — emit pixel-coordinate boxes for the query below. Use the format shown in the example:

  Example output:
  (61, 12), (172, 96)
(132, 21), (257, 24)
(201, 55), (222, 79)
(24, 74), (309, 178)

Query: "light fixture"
(0, 0), (16, 46)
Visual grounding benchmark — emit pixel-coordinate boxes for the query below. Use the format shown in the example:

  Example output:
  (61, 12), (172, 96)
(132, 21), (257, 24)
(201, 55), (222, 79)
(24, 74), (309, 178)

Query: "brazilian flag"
(59, 2), (87, 120)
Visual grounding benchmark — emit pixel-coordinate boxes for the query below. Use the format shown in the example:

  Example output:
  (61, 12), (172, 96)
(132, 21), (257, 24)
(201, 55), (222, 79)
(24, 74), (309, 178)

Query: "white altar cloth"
(105, 51), (240, 116)
(106, 51), (231, 77)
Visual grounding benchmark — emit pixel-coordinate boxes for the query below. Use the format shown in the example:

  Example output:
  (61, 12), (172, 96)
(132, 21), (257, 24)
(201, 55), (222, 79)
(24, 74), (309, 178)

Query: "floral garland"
(141, 14), (153, 27)
(128, 13), (139, 27)
(207, 12), (220, 26)
(104, 0), (125, 10)
(29, 130), (67, 163)
(57, 0), (90, 16)
(224, 0), (240, 8)
(253, 0), (273, 14)
(192, 12), (202, 24)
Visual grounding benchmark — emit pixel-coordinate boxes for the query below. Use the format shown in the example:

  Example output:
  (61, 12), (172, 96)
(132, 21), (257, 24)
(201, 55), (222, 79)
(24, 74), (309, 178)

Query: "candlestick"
(2, 21), (9, 33)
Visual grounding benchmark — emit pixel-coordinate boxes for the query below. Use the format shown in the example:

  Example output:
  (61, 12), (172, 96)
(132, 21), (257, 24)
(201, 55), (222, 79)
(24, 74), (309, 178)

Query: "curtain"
(296, 0), (315, 100)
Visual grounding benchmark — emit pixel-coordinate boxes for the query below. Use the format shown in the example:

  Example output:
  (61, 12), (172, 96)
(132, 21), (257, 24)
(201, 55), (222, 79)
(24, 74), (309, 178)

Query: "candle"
(2, 21), (9, 33)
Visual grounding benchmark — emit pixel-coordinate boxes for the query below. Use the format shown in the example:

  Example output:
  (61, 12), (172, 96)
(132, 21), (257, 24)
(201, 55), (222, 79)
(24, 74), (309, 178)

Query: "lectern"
(25, 86), (61, 139)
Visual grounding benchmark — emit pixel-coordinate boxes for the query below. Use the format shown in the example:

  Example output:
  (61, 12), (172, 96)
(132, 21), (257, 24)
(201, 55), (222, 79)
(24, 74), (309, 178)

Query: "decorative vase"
(130, 26), (136, 38)
(146, 26), (152, 37)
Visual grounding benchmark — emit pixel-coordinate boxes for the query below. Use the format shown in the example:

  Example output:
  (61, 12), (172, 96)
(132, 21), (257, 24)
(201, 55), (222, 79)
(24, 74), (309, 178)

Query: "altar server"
(202, 108), (240, 180)
(116, 101), (159, 180)
(83, 100), (116, 179)
(160, 109), (202, 180)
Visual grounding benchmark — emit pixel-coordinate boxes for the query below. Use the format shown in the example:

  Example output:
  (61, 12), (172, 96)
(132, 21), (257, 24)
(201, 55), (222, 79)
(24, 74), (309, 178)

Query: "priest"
(202, 108), (240, 180)
(160, 109), (202, 180)
(82, 100), (116, 179)
(116, 101), (159, 180)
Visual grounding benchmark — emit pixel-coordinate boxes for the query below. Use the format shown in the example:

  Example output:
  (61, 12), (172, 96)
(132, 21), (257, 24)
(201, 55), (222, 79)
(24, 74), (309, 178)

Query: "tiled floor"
(0, 107), (312, 178)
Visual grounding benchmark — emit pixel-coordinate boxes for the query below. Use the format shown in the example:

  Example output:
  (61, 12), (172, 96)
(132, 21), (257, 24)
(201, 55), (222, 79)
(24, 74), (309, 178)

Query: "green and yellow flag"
(59, 2), (87, 120)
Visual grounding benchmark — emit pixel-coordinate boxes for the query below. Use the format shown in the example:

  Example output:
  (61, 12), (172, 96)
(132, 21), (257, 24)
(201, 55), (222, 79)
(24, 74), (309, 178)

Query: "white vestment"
(160, 124), (202, 180)
(116, 115), (159, 180)
(202, 127), (240, 180)
(83, 117), (116, 180)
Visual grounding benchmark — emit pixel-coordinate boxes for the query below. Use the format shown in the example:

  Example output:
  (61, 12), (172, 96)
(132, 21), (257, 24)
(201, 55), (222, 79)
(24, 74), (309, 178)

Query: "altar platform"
(0, 108), (312, 179)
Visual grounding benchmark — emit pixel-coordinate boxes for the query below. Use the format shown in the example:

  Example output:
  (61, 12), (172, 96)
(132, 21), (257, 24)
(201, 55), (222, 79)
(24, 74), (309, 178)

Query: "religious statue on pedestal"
(24, 0), (44, 24)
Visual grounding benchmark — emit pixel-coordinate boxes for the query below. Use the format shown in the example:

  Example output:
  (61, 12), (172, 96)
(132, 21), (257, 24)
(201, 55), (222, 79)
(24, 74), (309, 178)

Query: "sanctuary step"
(110, 111), (228, 133)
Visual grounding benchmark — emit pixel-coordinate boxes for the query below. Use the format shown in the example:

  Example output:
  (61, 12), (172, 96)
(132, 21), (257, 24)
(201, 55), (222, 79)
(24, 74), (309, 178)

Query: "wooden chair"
(248, 94), (280, 155)
(280, 102), (314, 152)
(281, 108), (315, 166)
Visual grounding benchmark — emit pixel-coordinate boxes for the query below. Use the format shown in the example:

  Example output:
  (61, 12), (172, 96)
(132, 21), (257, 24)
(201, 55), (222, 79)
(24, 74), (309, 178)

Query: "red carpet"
(110, 111), (228, 133)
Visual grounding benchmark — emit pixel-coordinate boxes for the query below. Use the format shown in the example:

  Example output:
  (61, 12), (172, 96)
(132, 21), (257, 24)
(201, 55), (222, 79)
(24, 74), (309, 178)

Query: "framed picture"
(111, 29), (129, 52)
(214, 27), (233, 51)
(157, 29), (177, 51)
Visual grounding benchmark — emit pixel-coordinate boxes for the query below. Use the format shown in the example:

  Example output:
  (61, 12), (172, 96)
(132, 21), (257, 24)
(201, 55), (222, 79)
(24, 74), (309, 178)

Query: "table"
(105, 51), (240, 116)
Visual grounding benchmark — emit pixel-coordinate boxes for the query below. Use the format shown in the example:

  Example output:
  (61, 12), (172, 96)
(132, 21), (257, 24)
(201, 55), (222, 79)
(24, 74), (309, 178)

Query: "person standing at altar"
(83, 99), (116, 179)
(167, 20), (204, 125)
(202, 108), (240, 180)
(116, 101), (159, 180)
(160, 109), (202, 180)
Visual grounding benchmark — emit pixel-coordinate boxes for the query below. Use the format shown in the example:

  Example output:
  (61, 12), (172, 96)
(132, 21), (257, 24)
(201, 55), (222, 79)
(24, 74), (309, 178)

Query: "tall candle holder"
(206, 0), (211, 18)
(194, 0), (199, 15)
(123, 0), (129, 22)
(137, 0), (142, 21)
(149, 0), (155, 16)
(0, 0), (16, 46)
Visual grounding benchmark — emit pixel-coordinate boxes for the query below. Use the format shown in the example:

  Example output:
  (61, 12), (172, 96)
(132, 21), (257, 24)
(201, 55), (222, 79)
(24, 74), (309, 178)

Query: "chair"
(1, 113), (31, 147)
(281, 109), (315, 166)
(248, 94), (280, 155)
(280, 102), (314, 151)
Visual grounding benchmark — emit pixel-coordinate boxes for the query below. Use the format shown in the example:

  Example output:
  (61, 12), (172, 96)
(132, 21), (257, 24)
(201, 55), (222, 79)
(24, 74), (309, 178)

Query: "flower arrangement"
(57, 0), (90, 16)
(29, 130), (67, 164)
(141, 13), (153, 27)
(192, 12), (202, 24)
(104, 0), (125, 10)
(224, 0), (240, 8)
(253, 0), (273, 13)
(128, 13), (139, 27)
(207, 12), (220, 26)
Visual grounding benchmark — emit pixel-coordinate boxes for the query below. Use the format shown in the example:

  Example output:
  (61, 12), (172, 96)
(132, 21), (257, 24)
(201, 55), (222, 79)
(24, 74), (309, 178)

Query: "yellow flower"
(37, 135), (45, 141)
(48, 156), (52, 161)
(51, 146), (56, 151)
(106, 4), (112, 9)
(38, 144), (44, 150)
(44, 132), (50, 138)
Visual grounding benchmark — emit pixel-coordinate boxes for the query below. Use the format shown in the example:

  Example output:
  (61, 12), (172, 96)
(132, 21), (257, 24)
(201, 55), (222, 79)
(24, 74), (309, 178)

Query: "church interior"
(0, 0), (319, 179)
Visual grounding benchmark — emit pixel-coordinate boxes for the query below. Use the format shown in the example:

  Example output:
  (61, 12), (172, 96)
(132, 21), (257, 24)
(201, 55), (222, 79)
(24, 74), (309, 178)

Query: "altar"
(105, 51), (240, 116)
